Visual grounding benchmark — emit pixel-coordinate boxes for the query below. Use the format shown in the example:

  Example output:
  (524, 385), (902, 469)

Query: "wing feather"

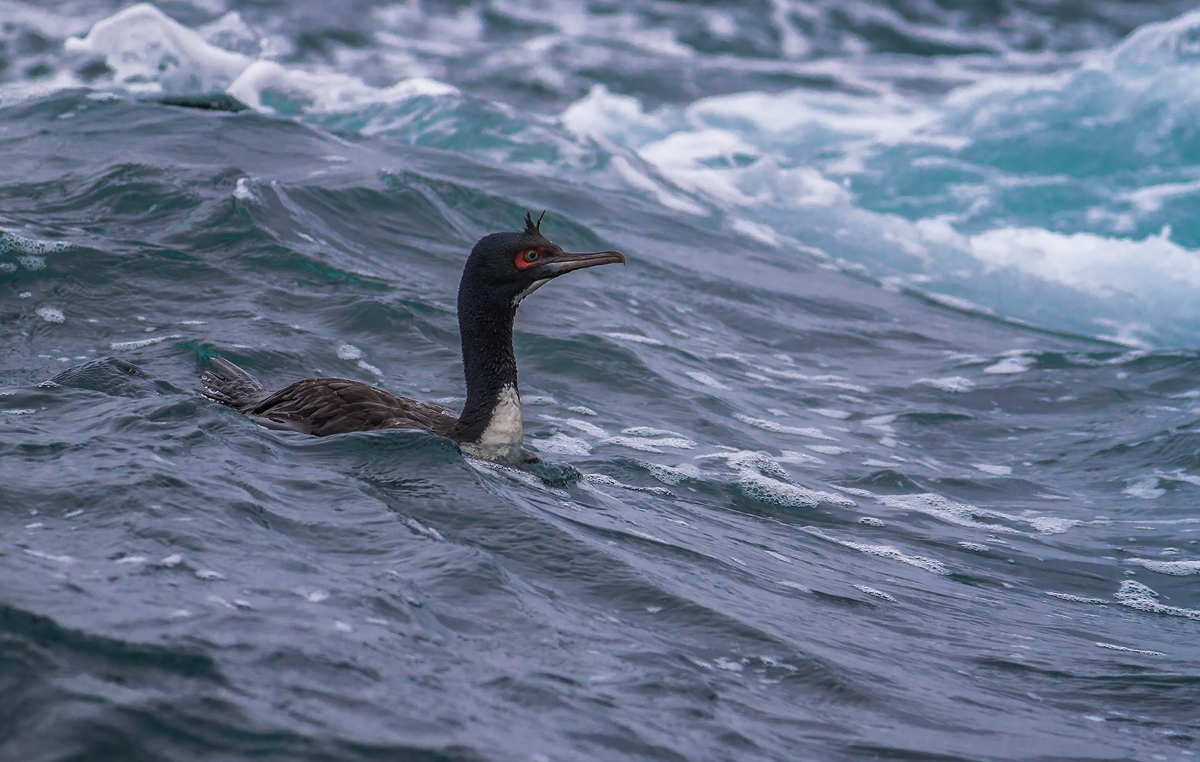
(246, 378), (459, 438)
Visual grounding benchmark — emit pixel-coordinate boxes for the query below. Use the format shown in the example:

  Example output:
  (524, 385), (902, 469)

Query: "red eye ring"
(515, 249), (541, 270)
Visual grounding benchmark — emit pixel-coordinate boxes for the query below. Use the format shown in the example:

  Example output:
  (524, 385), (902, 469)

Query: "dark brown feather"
(244, 378), (459, 437)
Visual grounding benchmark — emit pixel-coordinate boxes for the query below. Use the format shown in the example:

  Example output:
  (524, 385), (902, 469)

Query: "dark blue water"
(2, 3), (1200, 761)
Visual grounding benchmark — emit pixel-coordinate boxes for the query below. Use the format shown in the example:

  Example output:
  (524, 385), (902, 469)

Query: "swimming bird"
(200, 213), (624, 463)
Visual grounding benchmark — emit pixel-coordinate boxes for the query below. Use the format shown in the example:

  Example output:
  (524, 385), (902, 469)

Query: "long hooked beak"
(538, 250), (626, 277)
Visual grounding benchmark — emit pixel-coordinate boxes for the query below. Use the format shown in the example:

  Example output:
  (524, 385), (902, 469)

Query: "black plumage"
(201, 215), (624, 462)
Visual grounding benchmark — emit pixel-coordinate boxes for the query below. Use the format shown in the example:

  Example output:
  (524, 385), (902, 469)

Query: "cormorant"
(200, 213), (624, 463)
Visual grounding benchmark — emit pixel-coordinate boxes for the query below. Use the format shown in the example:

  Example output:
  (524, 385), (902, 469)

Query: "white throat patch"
(512, 279), (549, 307)
(463, 384), (524, 461)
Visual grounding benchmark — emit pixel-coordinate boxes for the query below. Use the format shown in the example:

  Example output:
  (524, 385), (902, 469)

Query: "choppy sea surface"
(2, 2), (1200, 760)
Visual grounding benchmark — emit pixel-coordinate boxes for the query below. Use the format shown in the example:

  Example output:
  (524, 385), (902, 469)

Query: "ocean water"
(2, 2), (1200, 760)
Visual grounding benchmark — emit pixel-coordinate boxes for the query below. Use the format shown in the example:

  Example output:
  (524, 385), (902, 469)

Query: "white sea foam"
(623, 427), (685, 438)
(737, 471), (854, 509)
(686, 371), (728, 389)
(233, 177), (258, 202)
(397, 518), (442, 543)
(734, 414), (834, 440)
(697, 448), (853, 507)
(983, 355), (1035, 375)
(1129, 559), (1200, 576)
(534, 433), (592, 456)
(36, 306), (64, 323)
(811, 408), (850, 419)
(969, 225), (1200, 300)
(835, 486), (875, 498)
(582, 473), (671, 498)
(23, 549), (75, 564)
(862, 415), (896, 431)
(199, 11), (260, 56)
(1123, 476), (1165, 500)
(973, 464), (1012, 476)
(538, 415), (606, 438)
(601, 436), (695, 453)
(561, 85), (671, 146)
(1115, 580), (1200, 621)
(607, 155), (706, 215)
(639, 134), (852, 210)
(566, 84), (935, 211)
(877, 493), (1019, 534)
(1, 231), (67, 258)
(1046, 591), (1109, 604)
(568, 79), (1163, 342)
(228, 61), (456, 115)
(604, 332), (664, 346)
(777, 450), (824, 465)
(640, 461), (702, 485)
(466, 457), (570, 497)
(1126, 179), (1200, 213)
(564, 418), (606, 438)
(65, 2), (459, 116)
(696, 450), (785, 479)
(355, 360), (382, 377)
(110, 334), (180, 351)
(65, 3), (252, 94)
(918, 376), (975, 392)
(845, 542), (948, 574)
(807, 445), (849, 455)
(1028, 516), (1079, 534)
(804, 527), (948, 574)
(642, 437), (697, 450)
(855, 585), (896, 602)
(731, 217), (782, 245)
(1095, 642), (1164, 656)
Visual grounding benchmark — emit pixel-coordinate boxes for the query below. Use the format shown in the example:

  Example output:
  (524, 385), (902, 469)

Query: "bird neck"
(454, 294), (521, 446)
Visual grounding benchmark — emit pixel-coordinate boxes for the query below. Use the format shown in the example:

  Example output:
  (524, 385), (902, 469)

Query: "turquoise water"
(2, 3), (1199, 761)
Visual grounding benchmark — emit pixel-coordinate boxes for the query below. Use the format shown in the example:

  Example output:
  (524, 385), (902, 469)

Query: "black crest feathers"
(523, 210), (546, 235)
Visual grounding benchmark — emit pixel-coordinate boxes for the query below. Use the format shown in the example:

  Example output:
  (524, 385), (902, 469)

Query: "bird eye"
(522, 249), (539, 263)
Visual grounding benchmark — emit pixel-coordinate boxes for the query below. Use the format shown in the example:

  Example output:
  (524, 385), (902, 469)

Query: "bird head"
(460, 212), (625, 312)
